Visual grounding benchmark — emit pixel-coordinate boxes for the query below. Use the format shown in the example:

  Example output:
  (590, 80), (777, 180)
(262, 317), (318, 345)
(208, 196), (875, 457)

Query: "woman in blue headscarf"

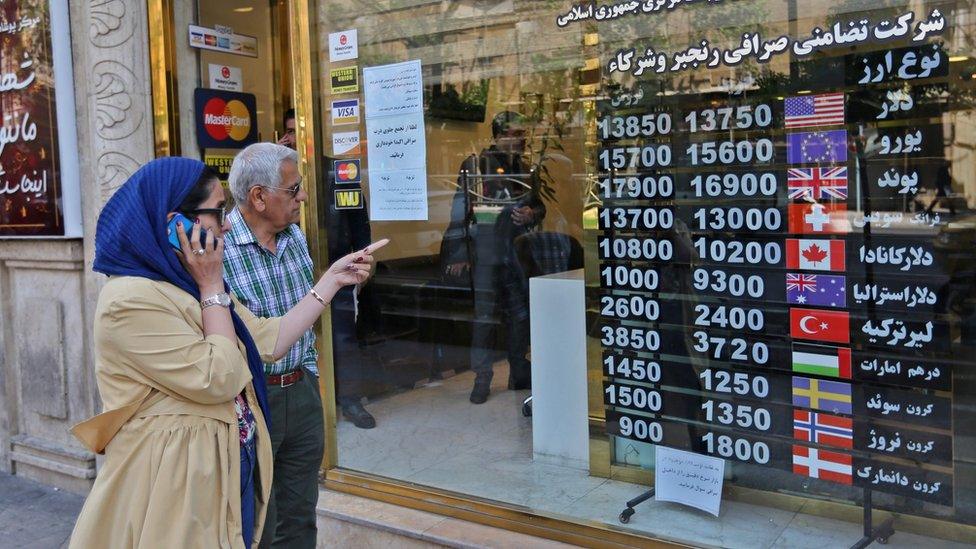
(69, 158), (383, 549)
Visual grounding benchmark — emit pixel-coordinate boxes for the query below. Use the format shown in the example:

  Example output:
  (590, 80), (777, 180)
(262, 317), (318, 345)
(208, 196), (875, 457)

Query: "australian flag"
(787, 273), (847, 308)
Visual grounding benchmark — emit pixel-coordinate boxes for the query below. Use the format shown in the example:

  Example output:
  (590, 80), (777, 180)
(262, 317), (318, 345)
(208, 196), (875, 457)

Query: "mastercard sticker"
(334, 159), (361, 184)
(194, 88), (258, 149)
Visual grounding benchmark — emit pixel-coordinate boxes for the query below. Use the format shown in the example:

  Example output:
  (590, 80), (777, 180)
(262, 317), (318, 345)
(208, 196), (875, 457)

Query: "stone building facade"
(0, 0), (157, 494)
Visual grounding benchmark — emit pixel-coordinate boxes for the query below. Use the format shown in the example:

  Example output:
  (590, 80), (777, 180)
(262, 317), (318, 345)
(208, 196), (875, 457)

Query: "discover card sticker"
(332, 131), (361, 156)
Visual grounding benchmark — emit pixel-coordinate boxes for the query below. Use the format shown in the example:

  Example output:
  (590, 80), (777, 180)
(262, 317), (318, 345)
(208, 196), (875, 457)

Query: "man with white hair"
(222, 142), (322, 548)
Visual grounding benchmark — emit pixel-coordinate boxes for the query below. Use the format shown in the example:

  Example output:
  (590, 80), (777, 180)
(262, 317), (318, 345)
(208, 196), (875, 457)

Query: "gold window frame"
(145, 0), (976, 544)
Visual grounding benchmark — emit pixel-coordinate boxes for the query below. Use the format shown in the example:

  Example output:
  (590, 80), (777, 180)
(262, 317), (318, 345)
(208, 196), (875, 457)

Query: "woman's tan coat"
(69, 276), (281, 549)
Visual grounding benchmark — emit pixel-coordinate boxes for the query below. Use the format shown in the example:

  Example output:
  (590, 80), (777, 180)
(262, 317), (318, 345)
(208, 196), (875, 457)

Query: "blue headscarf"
(93, 157), (270, 425)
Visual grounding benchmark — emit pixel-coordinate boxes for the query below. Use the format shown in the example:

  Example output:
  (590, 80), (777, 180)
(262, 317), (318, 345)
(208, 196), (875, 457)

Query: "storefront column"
(0, 1), (158, 494)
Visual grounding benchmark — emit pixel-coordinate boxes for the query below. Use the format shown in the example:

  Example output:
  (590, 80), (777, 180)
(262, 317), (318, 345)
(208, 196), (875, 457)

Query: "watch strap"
(200, 292), (231, 309)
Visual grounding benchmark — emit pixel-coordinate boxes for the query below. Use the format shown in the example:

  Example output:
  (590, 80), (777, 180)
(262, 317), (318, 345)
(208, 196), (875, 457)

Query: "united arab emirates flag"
(791, 343), (851, 379)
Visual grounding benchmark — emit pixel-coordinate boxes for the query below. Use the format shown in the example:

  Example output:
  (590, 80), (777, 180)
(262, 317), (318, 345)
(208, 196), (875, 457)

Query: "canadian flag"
(786, 239), (845, 272)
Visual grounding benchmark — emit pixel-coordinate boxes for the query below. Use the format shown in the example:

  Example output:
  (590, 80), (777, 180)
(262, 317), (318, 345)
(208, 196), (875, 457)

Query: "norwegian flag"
(793, 410), (853, 449)
(788, 167), (848, 200)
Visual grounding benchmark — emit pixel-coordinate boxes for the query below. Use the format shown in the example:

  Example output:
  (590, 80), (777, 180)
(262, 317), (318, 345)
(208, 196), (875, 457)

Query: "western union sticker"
(203, 154), (234, 185)
(334, 188), (363, 210)
(330, 66), (359, 94)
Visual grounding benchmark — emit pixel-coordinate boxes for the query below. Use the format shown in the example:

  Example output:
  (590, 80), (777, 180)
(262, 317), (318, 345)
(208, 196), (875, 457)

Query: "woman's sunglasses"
(183, 206), (226, 225)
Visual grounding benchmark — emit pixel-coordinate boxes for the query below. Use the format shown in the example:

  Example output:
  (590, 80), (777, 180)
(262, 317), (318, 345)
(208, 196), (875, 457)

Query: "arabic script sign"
(0, 1), (63, 235)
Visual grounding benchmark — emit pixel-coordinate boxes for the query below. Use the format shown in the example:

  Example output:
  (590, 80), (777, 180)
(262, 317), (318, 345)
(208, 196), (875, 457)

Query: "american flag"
(785, 92), (846, 128)
(788, 167), (847, 200)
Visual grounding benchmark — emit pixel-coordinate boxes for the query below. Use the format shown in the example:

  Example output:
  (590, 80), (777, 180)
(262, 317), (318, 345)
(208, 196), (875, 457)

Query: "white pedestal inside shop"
(529, 269), (588, 470)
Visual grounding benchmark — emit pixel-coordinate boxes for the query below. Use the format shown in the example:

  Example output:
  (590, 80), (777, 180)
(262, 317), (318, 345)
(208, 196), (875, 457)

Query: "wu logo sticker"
(334, 188), (363, 210)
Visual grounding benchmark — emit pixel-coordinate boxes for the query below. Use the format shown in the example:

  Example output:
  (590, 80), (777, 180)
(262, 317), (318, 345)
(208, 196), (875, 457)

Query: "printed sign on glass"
(208, 64), (242, 92)
(329, 29), (358, 61)
(188, 24), (257, 57)
(193, 88), (258, 149)
(331, 99), (360, 126)
(332, 131), (361, 156)
(334, 159), (361, 184)
(330, 66), (359, 94)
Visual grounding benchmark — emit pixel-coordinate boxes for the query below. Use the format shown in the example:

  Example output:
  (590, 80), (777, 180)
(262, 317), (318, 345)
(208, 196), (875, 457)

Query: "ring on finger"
(195, 248), (206, 256)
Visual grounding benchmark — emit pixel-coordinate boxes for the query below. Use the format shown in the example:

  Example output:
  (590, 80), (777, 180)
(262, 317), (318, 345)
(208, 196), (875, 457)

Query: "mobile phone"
(166, 213), (208, 251)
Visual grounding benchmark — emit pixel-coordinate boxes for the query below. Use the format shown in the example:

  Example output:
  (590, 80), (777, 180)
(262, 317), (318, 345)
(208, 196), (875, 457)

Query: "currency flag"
(793, 410), (853, 449)
(791, 342), (851, 378)
(787, 130), (848, 164)
(792, 445), (853, 484)
(785, 93), (846, 129)
(787, 167), (848, 200)
(792, 376), (853, 415)
(786, 273), (846, 308)
(788, 203), (848, 234)
(790, 307), (850, 343)
(786, 239), (845, 272)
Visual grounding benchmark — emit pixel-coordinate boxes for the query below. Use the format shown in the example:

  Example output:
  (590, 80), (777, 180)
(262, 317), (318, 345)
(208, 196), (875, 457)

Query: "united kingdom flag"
(788, 167), (848, 200)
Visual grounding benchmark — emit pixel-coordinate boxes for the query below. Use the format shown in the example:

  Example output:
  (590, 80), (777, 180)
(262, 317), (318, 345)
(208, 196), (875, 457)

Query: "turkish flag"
(788, 203), (848, 234)
(790, 307), (850, 344)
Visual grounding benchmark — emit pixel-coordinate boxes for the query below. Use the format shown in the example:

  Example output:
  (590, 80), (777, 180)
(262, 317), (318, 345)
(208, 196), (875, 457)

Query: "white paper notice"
(363, 59), (428, 221)
(655, 446), (725, 517)
(369, 168), (428, 221)
(366, 113), (425, 171)
(363, 60), (423, 117)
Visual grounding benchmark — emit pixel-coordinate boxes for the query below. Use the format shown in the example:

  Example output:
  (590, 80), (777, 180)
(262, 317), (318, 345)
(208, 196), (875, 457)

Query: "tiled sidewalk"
(0, 472), (83, 548)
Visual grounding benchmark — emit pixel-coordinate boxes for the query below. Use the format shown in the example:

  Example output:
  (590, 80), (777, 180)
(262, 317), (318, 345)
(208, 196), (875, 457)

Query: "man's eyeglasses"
(260, 178), (303, 198)
(184, 207), (226, 225)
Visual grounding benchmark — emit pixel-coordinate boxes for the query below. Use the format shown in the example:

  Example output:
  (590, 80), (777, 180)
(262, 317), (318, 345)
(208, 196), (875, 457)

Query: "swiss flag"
(788, 203), (848, 234)
(790, 307), (850, 344)
(786, 239), (845, 271)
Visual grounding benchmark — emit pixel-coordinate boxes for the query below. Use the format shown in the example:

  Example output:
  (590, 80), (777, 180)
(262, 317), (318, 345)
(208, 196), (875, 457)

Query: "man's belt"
(266, 369), (303, 388)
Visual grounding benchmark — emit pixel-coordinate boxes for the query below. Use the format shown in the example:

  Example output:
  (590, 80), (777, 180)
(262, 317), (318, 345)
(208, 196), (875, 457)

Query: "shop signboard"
(194, 88), (258, 149)
(0, 1), (71, 236)
(586, 5), (957, 508)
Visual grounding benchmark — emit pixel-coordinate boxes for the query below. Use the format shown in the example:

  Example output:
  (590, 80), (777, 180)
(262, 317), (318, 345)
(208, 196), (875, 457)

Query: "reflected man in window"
(281, 109), (377, 429)
(442, 111), (546, 404)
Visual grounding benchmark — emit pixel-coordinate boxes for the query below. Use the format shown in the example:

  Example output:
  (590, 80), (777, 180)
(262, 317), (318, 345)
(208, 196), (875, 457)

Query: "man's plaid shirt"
(223, 208), (318, 376)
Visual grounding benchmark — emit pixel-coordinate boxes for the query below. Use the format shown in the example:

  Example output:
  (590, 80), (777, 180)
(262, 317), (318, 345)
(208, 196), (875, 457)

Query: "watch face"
(217, 293), (232, 306)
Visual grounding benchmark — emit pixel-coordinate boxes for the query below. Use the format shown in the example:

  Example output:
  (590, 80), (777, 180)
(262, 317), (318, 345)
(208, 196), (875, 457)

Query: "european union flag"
(787, 130), (848, 164)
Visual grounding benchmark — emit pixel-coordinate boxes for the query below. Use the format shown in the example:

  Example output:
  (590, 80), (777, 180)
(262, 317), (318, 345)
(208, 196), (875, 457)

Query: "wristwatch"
(200, 292), (232, 309)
